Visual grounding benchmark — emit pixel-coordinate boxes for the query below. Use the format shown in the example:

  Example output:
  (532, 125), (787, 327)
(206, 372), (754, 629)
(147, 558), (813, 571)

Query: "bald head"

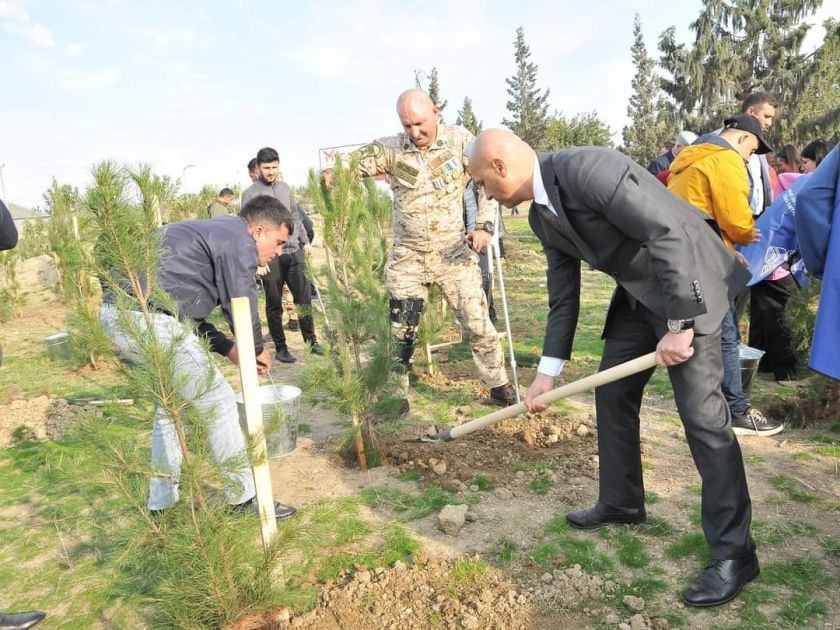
(396, 88), (439, 148)
(468, 129), (536, 207)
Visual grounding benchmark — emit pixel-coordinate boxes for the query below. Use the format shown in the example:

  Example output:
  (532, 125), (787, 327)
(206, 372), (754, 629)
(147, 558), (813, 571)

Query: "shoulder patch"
(356, 141), (384, 160)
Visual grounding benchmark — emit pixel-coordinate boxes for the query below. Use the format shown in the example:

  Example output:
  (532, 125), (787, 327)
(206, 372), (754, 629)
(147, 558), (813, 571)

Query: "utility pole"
(0, 164), (7, 201)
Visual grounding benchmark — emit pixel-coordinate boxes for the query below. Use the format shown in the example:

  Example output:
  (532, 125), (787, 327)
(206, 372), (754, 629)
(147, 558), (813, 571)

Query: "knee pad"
(389, 297), (425, 327)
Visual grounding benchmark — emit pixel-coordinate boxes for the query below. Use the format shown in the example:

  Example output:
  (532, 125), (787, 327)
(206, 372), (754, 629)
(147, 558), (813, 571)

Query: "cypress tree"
(623, 14), (665, 165)
(503, 27), (551, 149)
(456, 97), (483, 136)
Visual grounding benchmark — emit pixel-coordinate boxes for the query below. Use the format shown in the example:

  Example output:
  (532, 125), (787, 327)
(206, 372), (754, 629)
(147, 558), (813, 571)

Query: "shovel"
(417, 351), (657, 443)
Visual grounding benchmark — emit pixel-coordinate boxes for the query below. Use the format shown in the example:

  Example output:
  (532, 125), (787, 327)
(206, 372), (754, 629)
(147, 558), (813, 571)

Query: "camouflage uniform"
(354, 123), (508, 388)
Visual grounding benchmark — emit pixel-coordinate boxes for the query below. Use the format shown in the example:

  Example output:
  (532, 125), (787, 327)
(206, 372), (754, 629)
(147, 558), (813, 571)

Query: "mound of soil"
(383, 409), (599, 491)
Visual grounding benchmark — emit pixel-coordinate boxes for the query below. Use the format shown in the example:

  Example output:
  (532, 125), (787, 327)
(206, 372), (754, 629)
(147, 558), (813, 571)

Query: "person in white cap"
(647, 130), (698, 178)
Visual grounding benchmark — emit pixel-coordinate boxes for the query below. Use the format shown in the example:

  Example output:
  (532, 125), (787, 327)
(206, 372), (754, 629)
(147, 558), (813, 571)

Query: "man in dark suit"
(468, 129), (758, 607)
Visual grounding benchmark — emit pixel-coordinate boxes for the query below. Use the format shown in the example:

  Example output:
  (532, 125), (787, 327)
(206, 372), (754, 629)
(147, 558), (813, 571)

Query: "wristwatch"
(480, 221), (495, 235)
(667, 318), (695, 334)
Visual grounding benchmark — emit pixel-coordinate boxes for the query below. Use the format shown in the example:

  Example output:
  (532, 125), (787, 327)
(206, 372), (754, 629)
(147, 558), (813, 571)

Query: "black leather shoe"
(489, 383), (517, 406)
(566, 502), (646, 530)
(275, 348), (297, 364)
(0, 611), (47, 629)
(286, 319), (299, 331)
(231, 497), (298, 522)
(681, 554), (759, 607)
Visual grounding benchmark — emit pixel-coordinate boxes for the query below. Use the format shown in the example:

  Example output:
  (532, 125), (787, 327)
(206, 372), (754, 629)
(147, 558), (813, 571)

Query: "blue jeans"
(100, 304), (256, 510)
(720, 305), (749, 417)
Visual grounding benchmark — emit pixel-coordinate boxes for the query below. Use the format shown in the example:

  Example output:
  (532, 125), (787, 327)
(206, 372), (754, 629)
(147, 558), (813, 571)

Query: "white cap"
(676, 131), (698, 146)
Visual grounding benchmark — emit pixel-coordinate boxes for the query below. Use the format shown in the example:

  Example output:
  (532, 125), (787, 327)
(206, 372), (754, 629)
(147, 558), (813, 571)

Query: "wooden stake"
(231, 296), (277, 552)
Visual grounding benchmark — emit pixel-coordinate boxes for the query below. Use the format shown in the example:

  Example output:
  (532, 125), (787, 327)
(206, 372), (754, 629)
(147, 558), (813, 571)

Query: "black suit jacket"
(529, 147), (751, 360)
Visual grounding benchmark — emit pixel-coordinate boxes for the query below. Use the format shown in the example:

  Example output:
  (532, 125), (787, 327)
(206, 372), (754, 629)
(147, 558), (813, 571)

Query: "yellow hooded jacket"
(667, 142), (756, 250)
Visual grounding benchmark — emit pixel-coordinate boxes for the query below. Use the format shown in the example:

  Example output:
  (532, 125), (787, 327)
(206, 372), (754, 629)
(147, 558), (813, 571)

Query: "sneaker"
(275, 348), (297, 364)
(286, 319), (299, 331)
(309, 342), (324, 356)
(489, 383), (518, 406)
(231, 497), (298, 522)
(731, 408), (784, 437)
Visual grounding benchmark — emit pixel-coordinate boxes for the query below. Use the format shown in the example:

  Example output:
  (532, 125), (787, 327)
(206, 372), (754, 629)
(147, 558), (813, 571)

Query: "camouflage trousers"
(385, 241), (508, 388)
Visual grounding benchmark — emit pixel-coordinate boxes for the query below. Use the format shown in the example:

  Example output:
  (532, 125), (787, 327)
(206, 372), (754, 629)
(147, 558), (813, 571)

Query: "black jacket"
(530, 147), (750, 361)
(0, 200), (18, 251)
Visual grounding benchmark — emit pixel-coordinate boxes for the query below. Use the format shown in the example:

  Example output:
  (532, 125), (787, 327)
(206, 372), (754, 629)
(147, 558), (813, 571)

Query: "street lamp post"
(181, 164), (196, 193)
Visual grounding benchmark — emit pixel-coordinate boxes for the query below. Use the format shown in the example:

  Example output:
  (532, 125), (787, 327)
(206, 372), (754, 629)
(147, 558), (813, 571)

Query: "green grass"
(360, 485), (461, 521)
(398, 470), (423, 482)
(666, 532), (710, 563)
(493, 538), (518, 566)
(471, 474), (493, 491)
(743, 453), (765, 465)
(297, 422), (312, 434)
(779, 593), (827, 626)
(751, 519), (816, 545)
(600, 529), (650, 568)
(809, 433), (838, 444)
(0, 352), (127, 403)
(530, 541), (562, 569)
(451, 556), (488, 581)
(820, 536), (840, 559)
(644, 490), (660, 504)
(637, 516), (673, 537)
(761, 556), (828, 591)
(529, 474), (554, 495)
(544, 514), (571, 535)
(830, 421), (840, 433)
(769, 474), (820, 503)
(659, 415), (682, 427)
(813, 444), (839, 457)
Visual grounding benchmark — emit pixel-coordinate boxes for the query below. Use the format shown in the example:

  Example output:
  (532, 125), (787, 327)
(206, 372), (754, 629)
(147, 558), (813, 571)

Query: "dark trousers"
(749, 276), (798, 379)
(595, 291), (754, 559)
(262, 252), (316, 351)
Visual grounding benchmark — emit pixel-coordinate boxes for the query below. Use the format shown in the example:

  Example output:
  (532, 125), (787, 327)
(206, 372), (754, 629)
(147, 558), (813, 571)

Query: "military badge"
(393, 159), (420, 186)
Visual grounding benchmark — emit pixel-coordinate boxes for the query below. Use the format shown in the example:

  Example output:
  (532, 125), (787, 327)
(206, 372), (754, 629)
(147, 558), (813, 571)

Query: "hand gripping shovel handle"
(425, 352), (657, 442)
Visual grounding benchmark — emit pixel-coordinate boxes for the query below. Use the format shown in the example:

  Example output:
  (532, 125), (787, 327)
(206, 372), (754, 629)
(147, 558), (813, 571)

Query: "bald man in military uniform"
(352, 89), (515, 405)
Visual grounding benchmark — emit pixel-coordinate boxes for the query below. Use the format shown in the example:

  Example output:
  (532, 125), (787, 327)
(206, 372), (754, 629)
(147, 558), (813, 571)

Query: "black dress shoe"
(566, 502), (646, 530)
(681, 554), (759, 607)
(231, 497), (298, 522)
(275, 348), (297, 363)
(489, 383), (517, 406)
(286, 319), (299, 331)
(0, 611), (47, 629)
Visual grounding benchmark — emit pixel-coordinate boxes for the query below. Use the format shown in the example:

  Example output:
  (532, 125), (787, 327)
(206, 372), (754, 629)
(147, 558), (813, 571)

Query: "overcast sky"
(1, 0), (833, 209)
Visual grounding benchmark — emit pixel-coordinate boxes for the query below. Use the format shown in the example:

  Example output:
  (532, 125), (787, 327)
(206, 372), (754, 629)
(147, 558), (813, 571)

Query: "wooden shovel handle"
(447, 352), (657, 441)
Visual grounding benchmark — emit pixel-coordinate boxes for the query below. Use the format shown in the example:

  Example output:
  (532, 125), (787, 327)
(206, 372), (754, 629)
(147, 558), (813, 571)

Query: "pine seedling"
(305, 157), (400, 469)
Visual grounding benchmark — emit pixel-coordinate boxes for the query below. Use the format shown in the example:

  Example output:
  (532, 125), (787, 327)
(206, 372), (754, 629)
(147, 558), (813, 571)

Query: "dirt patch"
(0, 396), (98, 446)
(383, 408), (598, 489)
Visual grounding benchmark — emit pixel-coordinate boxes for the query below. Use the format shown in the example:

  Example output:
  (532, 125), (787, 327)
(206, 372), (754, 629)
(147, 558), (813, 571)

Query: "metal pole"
(311, 280), (331, 332)
(491, 209), (520, 402)
(0, 164), (7, 201)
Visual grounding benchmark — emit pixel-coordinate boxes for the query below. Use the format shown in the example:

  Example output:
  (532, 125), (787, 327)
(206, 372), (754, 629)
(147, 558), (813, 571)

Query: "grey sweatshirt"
(241, 179), (309, 255)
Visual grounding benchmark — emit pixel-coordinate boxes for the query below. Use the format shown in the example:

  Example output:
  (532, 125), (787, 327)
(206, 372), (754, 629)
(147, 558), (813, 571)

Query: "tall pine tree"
(503, 27), (551, 149)
(427, 67), (448, 121)
(456, 97), (483, 136)
(623, 14), (665, 165)
(658, 0), (824, 143)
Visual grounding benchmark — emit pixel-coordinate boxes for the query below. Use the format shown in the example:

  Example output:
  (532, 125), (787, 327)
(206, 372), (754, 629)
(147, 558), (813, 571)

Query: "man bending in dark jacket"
(469, 129), (758, 608)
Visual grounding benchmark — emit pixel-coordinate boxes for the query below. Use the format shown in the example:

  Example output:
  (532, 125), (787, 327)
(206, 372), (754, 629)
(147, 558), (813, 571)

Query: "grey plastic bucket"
(739, 344), (765, 395)
(237, 384), (301, 458)
(44, 332), (71, 361)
